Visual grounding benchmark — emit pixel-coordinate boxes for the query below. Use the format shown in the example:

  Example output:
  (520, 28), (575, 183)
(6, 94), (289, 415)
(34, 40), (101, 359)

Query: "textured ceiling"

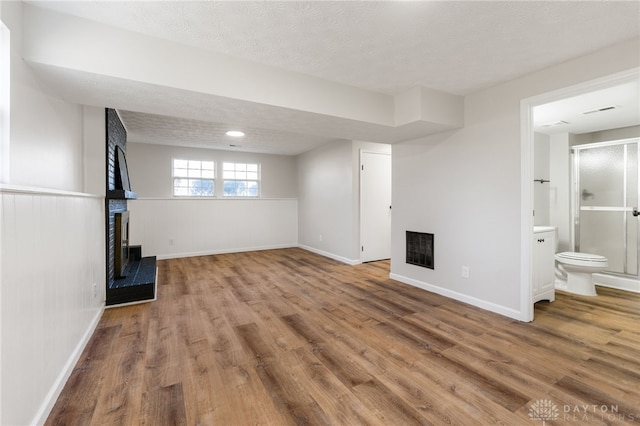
(26, 1), (640, 155)
(27, 1), (640, 95)
(117, 111), (340, 155)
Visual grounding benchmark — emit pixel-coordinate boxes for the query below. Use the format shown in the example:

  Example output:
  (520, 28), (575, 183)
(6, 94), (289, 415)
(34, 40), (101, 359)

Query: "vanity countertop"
(534, 226), (556, 233)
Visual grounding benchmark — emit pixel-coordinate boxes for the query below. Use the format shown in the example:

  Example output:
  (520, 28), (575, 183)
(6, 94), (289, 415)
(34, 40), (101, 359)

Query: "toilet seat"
(555, 252), (608, 267)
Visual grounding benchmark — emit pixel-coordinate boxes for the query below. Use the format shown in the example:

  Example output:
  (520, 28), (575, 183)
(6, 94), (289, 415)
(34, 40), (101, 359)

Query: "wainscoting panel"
(0, 187), (105, 425)
(128, 198), (298, 259)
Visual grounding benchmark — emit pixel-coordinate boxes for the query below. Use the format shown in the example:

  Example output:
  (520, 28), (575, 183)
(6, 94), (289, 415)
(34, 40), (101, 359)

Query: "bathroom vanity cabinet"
(533, 229), (556, 303)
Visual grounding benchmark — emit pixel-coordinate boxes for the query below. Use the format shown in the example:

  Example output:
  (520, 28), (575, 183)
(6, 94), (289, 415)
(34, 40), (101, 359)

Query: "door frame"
(359, 149), (392, 263)
(520, 67), (639, 321)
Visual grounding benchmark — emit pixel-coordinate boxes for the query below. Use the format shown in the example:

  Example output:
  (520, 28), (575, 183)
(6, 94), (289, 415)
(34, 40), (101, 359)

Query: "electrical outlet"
(461, 266), (470, 278)
(319, 234), (323, 242)
(169, 238), (175, 246)
(93, 282), (97, 298)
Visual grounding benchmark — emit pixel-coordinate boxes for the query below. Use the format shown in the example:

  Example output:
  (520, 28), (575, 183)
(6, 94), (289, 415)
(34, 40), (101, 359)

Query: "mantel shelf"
(107, 189), (137, 200)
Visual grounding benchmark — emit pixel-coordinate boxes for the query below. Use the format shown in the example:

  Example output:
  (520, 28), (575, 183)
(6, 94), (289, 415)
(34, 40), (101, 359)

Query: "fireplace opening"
(406, 231), (434, 269)
(115, 211), (130, 278)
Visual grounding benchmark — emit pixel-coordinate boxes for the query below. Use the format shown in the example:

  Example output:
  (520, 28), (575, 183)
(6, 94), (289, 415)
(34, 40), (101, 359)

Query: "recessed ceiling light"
(226, 130), (245, 137)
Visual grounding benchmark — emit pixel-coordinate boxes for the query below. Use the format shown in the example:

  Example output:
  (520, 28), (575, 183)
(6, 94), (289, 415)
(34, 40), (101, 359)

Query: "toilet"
(555, 252), (608, 296)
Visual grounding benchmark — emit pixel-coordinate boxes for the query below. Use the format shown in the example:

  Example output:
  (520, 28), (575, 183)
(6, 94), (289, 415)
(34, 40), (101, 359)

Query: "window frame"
(222, 162), (261, 198)
(172, 158), (216, 198)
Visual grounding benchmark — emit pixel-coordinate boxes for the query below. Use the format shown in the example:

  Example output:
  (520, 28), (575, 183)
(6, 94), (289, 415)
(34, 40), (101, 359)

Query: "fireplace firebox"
(114, 211), (130, 278)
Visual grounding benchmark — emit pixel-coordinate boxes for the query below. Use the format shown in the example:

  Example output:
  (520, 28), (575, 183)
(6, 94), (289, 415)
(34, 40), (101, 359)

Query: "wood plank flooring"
(46, 248), (640, 425)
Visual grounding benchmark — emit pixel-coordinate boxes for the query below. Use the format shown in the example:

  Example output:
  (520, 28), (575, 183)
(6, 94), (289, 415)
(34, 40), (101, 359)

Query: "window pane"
(247, 181), (258, 196)
(224, 180), (259, 197)
(174, 159), (188, 169)
(189, 179), (209, 196)
(174, 178), (188, 188)
(173, 178), (189, 196)
(190, 179), (214, 196)
(220, 163), (259, 197)
(224, 180), (239, 196)
(173, 158), (216, 196)
(174, 168), (188, 177)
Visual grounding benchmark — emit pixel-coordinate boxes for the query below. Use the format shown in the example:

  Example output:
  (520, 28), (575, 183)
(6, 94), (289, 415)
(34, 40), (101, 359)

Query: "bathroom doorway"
(573, 139), (639, 277)
(521, 68), (640, 320)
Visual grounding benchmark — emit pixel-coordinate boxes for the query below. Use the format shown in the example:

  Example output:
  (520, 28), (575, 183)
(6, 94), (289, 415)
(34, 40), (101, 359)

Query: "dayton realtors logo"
(528, 399), (638, 424)
(528, 399), (559, 425)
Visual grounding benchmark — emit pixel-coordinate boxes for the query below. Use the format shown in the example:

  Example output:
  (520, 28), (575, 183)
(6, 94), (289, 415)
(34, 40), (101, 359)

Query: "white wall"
(0, 19), (9, 183)
(533, 132), (550, 226)
(126, 142), (297, 198)
(297, 140), (356, 262)
(549, 133), (573, 252)
(129, 198), (297, 259)
(0, 189), (104, 426)
(297, 139), (390, 264)
(572, 125), (640, 145)
(126, 142), (298, 259)
(83, 106), (106, 196)
(391, 38), (640, 320)
(4, 3), (83, 191)
(0, 2), (105, 424)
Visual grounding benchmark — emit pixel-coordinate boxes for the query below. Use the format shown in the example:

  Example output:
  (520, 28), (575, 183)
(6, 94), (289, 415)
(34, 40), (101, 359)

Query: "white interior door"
(361, 151), (391, 262)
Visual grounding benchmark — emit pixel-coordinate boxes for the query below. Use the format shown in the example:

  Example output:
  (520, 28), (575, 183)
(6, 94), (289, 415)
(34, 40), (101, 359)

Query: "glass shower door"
(574, 139), (638, 276)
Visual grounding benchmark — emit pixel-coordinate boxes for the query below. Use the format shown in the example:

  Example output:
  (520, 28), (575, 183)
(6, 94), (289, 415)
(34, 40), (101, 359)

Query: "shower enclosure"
(573, 138), (639, 277)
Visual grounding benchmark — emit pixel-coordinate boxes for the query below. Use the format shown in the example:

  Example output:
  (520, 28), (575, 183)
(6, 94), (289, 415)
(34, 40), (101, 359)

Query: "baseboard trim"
(155, 244), (297, 260)
(389, 273), (527, 321)
(298, 245), (361, 265)
(155, 244), (361, 265)
(31, 306), (105, 426)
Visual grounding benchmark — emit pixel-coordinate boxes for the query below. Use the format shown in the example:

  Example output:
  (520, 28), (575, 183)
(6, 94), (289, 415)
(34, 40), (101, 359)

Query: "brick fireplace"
(105, 108), (156, 306)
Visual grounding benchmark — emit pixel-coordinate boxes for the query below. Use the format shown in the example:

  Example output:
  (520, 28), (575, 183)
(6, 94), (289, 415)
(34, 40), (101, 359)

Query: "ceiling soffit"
(22, 4), (464, 152)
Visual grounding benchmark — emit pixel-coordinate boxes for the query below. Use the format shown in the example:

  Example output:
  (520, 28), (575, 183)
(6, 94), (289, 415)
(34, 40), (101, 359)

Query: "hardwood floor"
(46, 248), (640, 425)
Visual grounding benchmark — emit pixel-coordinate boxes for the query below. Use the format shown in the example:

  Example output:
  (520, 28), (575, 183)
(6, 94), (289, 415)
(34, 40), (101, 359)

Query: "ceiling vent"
(582, 105), (619, 115)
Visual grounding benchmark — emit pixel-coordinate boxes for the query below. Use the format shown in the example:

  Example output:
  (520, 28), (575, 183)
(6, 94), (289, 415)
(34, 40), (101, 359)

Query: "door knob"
(633, 207), (639, 217)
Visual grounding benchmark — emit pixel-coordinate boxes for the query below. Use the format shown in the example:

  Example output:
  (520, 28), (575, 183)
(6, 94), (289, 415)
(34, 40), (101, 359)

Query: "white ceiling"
(534, 80), (640, 136)
(26, 1), (640, 155)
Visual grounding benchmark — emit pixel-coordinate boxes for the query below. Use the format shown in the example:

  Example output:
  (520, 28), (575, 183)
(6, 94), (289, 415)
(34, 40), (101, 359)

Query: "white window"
(172, 159), (215, 197)
(223, 162), (260, 197)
